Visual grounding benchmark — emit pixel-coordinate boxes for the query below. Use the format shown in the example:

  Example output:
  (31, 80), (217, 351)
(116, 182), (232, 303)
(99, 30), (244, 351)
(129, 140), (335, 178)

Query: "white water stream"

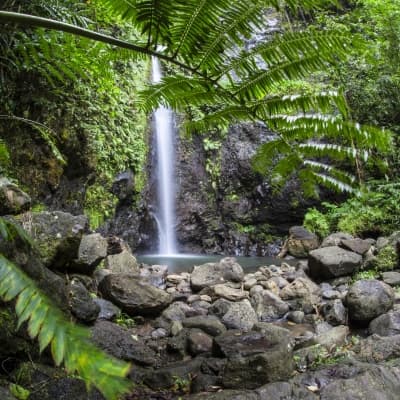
(151, 57), (178, 255)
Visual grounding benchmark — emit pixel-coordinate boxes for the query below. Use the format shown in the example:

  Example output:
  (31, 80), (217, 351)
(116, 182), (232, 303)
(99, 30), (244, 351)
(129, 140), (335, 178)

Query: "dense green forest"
(0, 0), (399, 399)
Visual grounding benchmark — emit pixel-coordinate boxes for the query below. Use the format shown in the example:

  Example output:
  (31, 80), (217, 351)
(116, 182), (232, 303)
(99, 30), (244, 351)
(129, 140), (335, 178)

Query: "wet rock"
(220, 299), (258, 331)
(382, 271), (400, 286)
(188, 329), (213, 355)
(182, 315), (227, 336)
(212, 284), (248, 301)
(73, 233), (107, 274)
(98, 274), (172, 316)
(308, 246), (362, 280)
(0, 177), (31, 215)
(91, 320), (157, 366)
(214, 330), (294, 389)
(320, 300), (347, 326)
(282, 226), (319, 258)
(111, 170), (134, 201)
(354, 334), (400, 362)
(312, 325), (349, 350)
(104, 249), (139, 274)
(369, 311), (400, 336)
(29, 211), (88, 269)
(250, 289), (289, 321)
(341, 238), (372, 255)
(321, 232), (353, 248)
(140, 264), (168, 289)
(191, 258), (244, 291)
(280, 277), (320, 311)
(69, 278), (100, 322)
(93, 298), (120, 321)
(346, 279), (394, 324)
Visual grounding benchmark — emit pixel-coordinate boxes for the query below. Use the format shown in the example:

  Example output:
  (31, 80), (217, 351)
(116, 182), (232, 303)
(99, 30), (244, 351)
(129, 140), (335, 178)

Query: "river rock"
(346, 279), (394, 324)
(320, 299), (347, 326)
(280, 277), (320, 311)
(250, 289), (289, 321)
(98, 274), (172, 316)
(214, 330), (294, 389)
(91, 320), (157, 366)
(308, 246), (362, 280)
(369, 311), (400, 336)
(191, 258), (244, 291)
(381, 271), (400, 286)
(29, 211), (88, 269)
(188, 390), (259, 400)
(221, 299), (258, 331)
(140, 264), (168, 289)
(354, 334), (400, 362)
(188, 329), (213, 355)
(285, 226), (319, 258)
(94, 298), (120, 321)
(73, 233), (108, 274)
(69, 278), (100, 322)
(321, 232), (353, 247)
(212, 284), (248, 301)
(341, 238), (372, 255)
(0, 177), (31, 215)
(182, 315), (227, 336)
(104, 249), (139, 274)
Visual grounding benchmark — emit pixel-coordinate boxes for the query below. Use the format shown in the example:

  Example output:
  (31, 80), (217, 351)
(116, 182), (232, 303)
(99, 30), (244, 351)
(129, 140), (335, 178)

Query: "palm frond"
(0, 254), (131, 400)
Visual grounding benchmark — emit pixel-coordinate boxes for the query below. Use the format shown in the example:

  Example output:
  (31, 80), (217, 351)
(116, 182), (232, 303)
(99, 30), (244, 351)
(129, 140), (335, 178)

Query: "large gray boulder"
(283, 226), (319, 258)
(369, 311), (400, 336)
(29, 211), (88, 269)
(191, 257), (244, 291)
(214, 330), (294, 389)
(346, 279), (394, 324)
(280, 277), (320, 312)
(308, 246), (362, 280)
(321, 232), (353, 247)
(0, 177), (31, 215)
(104, 249), (139, 274)
(73, 233), (108, 274)
(215, 299), (258, 331)
(250, 289), (289, 321)
(98, 274), (172, 316)
(69, 278), (100, 322)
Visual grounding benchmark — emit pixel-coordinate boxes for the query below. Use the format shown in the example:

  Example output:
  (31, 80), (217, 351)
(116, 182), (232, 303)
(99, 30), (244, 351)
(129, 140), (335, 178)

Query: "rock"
(171, 320), (183, 336)
(340, 238), (372, 255)
(308, 246), (362, 280)
(188, 390), (259, 400)
(354, 334), (400, 362)
(140, 264), (168, 289)
(0, 386), (17, 400)
(104, 249), (139, 274)
(29, 211), (88, 269)
(221, 299), (258, 331)
(256, 381), (316, 400)
(111, 170), (134, 201)
(284, 226), (319, 258)
(0, 177), (31, 215)
(313, 325), (349, 350)
(382, 271), (400, 286)
(151, 328), (168, 339)
(320, 300), (347, 326)
(91, 320), (157, 366)
(182, 316), (227, 336)
(12, 362), (104, 400)
(287, 310), (305, 324)
(68, 278), (100, 322)
(93, 298), (120, 321)
(280, 277), (321, 310)
(346, 279), (394, 324)
(212, 284), (248, 301)
(321, 232), (353, 247)
(188, 329), (213, 355)
(191, 258), (244, 291)
(253, 322), (292, 343)
(369, 311), (400, 336)
(214, 330), (294, 389)
(250, 289), (289, 321)
(98, 274), (171, 316)
(73, 233), (107, 274)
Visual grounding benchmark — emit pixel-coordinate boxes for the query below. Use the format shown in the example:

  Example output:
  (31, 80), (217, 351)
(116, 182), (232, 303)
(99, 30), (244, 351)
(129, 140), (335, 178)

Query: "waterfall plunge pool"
(137, 254), (295, 274)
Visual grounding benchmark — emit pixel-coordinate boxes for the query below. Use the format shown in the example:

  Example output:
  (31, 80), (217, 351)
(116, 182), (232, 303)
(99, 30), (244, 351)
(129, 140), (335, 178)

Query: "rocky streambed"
(1, 210), (400, 399)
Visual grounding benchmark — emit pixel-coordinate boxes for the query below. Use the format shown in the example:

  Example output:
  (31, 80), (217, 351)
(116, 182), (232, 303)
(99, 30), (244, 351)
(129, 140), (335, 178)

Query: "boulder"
(191, 258), (244, 291)
(188, 329), (213, 355)
(221, 299), (258, 331)
(250, 289), (289, 321)
(321, 232), (353, 247)
(91, 320), (157, 366)
(0, 177), (31, 215)
(284, 226), (319, 258)
(214, 330), (294, 389)
(182, 315), (227, 336)
(111, 170), (134, 201)
(308, 246), (362, 280)
(29, 211), (88, 269)
(140, 264), (168, 289)
(280, 277), (320, 310)
(369, 311), (400, 336)
(73, 233), (108, 274)
(94, 298), (120, 321)
(104, 249), (139, 274)
(212, 284), (248, 301)
(68, 278), (100, 322)
(98, 274), (171, 316)
(320, 300), (347, 326)
(381, 271), (400, 286)
(354, 334), (400, 363)
(340, 238), (373, 255)
(346, 279), (394, 324)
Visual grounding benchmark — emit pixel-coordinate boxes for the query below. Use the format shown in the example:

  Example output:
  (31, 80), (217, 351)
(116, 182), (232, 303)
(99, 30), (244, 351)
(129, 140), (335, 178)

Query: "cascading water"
(151, 57), (177, 255)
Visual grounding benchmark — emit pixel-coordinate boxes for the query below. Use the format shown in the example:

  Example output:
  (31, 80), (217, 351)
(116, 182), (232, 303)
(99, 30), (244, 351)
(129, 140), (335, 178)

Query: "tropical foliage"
(0, 0), (392, 196)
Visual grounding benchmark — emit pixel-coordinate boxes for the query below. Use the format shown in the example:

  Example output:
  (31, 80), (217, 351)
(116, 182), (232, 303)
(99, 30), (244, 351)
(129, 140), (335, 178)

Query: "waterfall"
(151, 57), (177, 255)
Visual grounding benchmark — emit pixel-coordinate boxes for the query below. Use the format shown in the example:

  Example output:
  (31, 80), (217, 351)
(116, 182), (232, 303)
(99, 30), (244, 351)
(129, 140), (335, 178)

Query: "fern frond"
(0, 254), (131, 400)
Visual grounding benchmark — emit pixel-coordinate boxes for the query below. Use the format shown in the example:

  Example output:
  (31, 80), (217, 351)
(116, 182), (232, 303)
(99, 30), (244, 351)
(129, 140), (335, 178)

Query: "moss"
(374, 245), (398, 271)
